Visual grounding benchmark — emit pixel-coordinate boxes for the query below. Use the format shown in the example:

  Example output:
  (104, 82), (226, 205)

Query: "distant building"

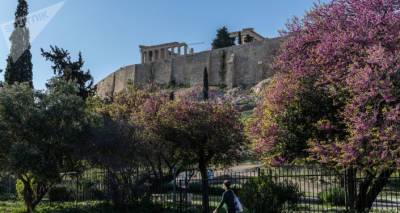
(229, 28), (265, 44)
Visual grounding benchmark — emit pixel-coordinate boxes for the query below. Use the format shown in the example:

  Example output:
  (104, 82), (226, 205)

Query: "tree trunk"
(26, 204), (34, 213)
(355, 171), (374, 212)
(345, 167), (356, 212)
(199, 155), (210, 213)
(107, 170), (125, 208)
(20, 178), (50, 213)
(22, 180), (34, 213)
(361, 169), (393, 212)
(355, 169), (394, 213)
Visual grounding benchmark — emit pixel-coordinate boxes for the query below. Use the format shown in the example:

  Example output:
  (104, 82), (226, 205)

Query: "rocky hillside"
(170, 78), (271, 116)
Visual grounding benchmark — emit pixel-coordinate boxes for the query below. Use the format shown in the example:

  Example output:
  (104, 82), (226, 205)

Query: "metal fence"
(2, 166), (400, 212)
(54, 167), (400, 212)
(168, 167), (400, 213)
(0, 174), (15, 200)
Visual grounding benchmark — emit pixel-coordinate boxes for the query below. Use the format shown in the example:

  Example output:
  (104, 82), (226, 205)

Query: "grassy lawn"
(152, 193), (400, 213)
(295, 203), (399, 213)
(2, 200), (400, 213)
(0, 200), (176, 213)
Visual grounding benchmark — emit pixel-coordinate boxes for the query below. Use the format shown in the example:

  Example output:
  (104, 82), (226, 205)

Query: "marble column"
(149, 50), (153, 62)
(160, 48), (164, 59)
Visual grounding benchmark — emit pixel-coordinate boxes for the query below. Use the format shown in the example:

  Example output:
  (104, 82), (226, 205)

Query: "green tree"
(41, 46), (94, 99)
(4, 0), (33, 86)
(0, 79), (88, 213)
(250, 74), (346, 165)
(86, 115), (139, 207)
(86, 88), (185, 207)
(211, 26), (235, 49)
(158, 99), (246, 213)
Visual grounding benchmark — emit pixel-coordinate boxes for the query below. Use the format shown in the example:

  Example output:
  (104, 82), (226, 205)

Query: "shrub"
(240, 175), (302, 213)
(81, 179), (106, 200)
(318, 186), (346, 206)
(48, 186), (73, 202)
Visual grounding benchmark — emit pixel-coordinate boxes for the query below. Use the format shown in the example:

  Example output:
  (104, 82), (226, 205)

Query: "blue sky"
(0, 0), (326, 89)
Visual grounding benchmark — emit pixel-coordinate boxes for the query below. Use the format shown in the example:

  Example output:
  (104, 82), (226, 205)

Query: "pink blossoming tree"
(158, 99), (246, 213)
(252, 0), (400, 211)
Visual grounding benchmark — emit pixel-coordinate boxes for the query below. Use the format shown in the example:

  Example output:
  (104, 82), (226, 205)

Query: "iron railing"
(2, 166), (400, 212)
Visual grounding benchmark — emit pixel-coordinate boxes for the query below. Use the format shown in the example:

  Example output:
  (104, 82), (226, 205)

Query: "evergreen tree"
(169, 91), (175, 101)
(41, 46), (94, 99)
(4, 0), (33, 87)
(211, 26), (235, 49)
(202, 67), (209, 100)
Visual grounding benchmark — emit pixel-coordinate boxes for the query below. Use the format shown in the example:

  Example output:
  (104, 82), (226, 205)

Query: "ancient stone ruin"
(96, 28), (283, 98)
(140, 42), (193, 64)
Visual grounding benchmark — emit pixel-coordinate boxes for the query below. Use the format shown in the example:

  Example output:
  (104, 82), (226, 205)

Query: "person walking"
(213, 180), (236, 213)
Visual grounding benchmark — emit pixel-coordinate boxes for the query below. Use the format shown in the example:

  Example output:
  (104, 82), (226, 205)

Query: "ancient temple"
(140, 42), (193, 64)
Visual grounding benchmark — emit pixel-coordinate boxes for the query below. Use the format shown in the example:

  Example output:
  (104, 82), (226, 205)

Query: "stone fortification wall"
(96, 38), (282, 98)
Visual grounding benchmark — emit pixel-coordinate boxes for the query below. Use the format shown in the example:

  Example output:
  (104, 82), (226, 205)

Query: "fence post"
(7, 175), (11, 195)
(344, 169), (348, 212)
(173, 167), (177, 209)
(104, 169), (108, 200)
(257, 167), (261, 213)
(75, 173), (79, 208)
(179, 180), (183, 213)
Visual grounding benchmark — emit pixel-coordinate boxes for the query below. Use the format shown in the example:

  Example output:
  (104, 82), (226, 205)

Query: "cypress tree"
(169, 91), (175, 101)
(4, 0), (33, 87)
(211, 26), (235, 49)
(203, 67), (209, 101)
